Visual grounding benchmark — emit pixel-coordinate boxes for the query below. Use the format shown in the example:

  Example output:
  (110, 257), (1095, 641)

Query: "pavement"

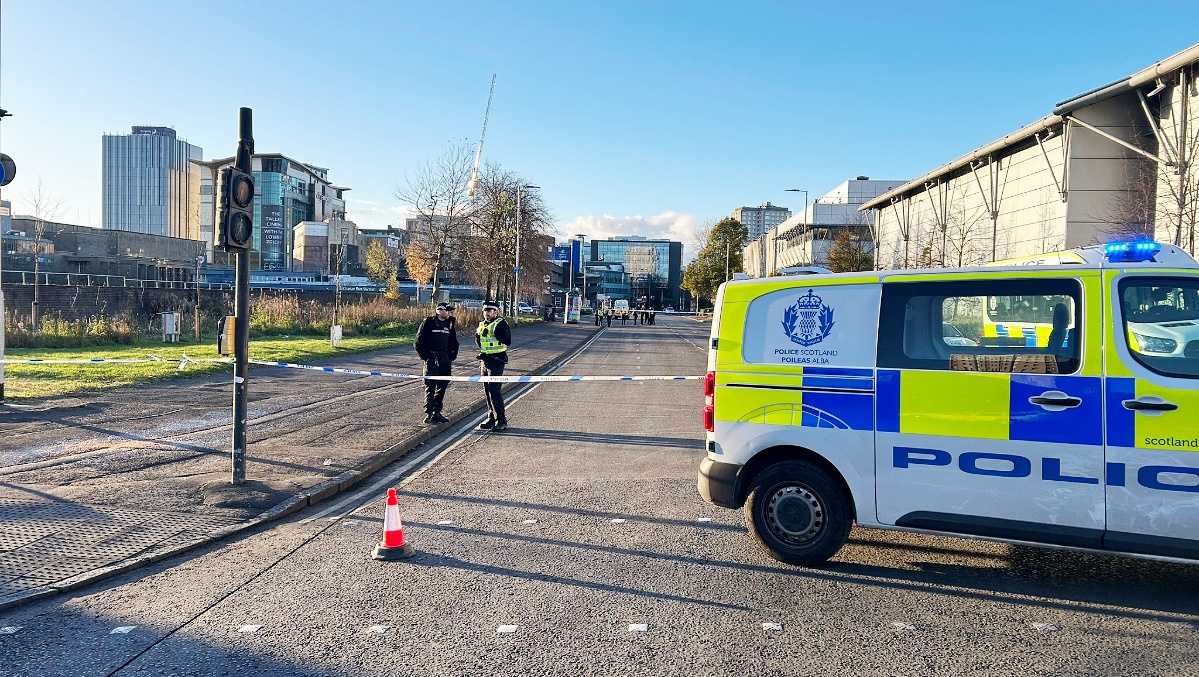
(0, 319), (608, 611)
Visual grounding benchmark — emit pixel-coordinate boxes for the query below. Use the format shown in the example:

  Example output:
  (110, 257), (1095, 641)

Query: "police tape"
(0, 354), (701, 382)
(1, 355), (234, 371)
(246, 359), (702, 382)
(0, 355), (198, 365)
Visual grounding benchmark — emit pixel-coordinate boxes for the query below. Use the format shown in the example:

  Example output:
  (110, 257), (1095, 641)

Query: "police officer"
(475, 300), (511, 431)
(414, 302), (459, 424)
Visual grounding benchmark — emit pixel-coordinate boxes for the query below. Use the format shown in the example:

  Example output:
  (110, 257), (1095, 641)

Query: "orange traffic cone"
(371, 488), (416, 561)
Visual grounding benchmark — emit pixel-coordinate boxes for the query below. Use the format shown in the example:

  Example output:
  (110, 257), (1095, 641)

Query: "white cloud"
(559, 211), (700, 260)
(347, 203), (414, 231)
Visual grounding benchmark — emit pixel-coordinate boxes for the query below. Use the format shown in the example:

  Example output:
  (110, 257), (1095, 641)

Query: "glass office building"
(199, 154), (348, 271)
(102, 126), (203, 239)
(591, 237), (683, 308)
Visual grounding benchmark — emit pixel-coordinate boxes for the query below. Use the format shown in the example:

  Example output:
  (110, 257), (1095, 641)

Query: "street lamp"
(725, 236), (731, 282)
(332, 227), (348, 346)
(514, 184), (538, 324)
(576, 233), (587, 312)
(425, 194), (439, 307)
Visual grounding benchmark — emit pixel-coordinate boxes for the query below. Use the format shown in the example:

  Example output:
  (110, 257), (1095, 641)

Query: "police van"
(698, 241), (1199, 567)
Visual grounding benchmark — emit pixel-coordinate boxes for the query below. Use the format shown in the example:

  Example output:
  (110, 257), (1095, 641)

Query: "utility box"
(161, 312), (181, 343)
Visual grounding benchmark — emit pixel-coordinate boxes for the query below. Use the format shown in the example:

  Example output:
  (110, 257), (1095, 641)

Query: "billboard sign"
(260, 204), (286, 272)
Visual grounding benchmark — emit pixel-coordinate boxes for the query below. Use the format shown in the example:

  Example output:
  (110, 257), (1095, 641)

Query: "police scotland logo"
(782, 290), (835, 347)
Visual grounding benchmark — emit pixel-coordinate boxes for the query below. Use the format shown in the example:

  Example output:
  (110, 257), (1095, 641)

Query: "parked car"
(664, 307), (676, 313)
(942, 322), (978, 347)
(518, 302), (534, 314)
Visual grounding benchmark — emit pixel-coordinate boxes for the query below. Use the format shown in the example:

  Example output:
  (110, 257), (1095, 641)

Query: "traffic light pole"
(231, 108), (253, 485)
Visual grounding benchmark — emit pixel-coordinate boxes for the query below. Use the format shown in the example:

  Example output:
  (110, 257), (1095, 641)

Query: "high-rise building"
(102, 126), (203, 239)
(733, 201), (791, 241)
(591, 236), (683, 309)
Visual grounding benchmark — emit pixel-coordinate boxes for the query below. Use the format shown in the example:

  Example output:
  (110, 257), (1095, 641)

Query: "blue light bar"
(1104, 240), (1161, 263)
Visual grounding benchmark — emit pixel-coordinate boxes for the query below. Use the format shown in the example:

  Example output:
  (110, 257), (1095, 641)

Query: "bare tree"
(1095, 149), (1157, 242)
(1035, 188), (1065, 253)
(1156, 72), (1199, 254)
(943, 190), (987, 268)
(394, 141), (476, 306)
(20, 177), (65, 331)
(461, 165), (552, 308)
(994, 217), (1020, 261)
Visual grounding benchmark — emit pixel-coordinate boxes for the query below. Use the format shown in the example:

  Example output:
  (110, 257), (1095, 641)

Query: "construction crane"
(467, 73), (496, 197)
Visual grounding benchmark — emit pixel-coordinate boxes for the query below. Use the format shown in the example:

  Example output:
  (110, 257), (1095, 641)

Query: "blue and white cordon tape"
(245, 359), (701, 382)
(2, 354), (700, 382)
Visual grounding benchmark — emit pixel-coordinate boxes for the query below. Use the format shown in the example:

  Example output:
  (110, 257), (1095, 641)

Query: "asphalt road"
(1, 316), (1198, 677)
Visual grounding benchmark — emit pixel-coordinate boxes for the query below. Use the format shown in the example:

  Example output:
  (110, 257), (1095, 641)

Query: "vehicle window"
(1119, 277), (1199, 378)
(878, 278), (1081, 373)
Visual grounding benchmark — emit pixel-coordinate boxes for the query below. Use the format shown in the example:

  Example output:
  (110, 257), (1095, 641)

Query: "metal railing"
(0, 271), (234, 290)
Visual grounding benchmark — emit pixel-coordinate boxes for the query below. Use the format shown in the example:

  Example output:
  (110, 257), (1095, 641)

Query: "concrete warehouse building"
(861, 42), (1199, 269)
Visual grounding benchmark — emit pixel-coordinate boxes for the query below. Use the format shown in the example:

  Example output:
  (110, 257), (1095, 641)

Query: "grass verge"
(2, 333), (417, 401)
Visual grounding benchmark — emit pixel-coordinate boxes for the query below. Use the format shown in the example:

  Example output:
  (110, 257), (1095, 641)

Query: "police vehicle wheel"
(743, 460), (851, 567)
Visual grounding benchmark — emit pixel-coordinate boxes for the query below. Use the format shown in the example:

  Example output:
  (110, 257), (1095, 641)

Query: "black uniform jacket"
(414, 315), (459, 362)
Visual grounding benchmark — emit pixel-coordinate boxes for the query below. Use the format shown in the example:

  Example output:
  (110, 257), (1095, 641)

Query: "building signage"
(260, 204), (287, 272)
(132, 126), (176, 138)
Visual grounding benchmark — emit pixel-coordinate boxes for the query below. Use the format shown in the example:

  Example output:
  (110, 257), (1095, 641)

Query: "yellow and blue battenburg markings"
(718, 366), (875, 431)
(876, 370), (1103, 445)
(983, 323), (1052, 347)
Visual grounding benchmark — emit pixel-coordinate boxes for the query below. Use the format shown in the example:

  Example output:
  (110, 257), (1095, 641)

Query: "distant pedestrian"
(475, 300), (511, 431)
(414, 302), (459, 424)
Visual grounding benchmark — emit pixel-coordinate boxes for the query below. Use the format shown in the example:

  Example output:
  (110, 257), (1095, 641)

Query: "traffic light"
(217, 166), (255, 250)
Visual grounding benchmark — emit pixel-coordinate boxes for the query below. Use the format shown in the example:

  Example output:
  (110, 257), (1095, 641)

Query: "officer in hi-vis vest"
(475, 300), (512, 431)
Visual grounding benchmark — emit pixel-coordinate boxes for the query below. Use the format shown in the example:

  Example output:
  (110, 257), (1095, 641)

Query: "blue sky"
(2, 1), (1197, 260)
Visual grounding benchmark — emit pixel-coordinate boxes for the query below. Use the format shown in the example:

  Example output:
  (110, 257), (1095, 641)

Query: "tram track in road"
(87, 326), (620, 677)
(0, 327), (581, 477)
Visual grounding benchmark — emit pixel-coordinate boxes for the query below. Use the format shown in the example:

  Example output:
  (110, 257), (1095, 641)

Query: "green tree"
(680, 217), (748, 304)
(364, 240), (401, 299)
(826, 229), (874, 272)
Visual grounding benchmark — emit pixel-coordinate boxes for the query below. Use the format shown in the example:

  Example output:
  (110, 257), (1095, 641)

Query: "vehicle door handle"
(1028, 391), (1082, 410)
(1122, 396), (1179, 413)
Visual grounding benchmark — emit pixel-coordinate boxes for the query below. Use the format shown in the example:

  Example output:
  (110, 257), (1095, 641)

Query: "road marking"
(497, 625), (518, 634)
(1031, 623), (1060, 633)
(0, 627), (21, 634)
(367, 625), (391, 634)
(110, 626), (137, 634)
(697, 517), (712, 523)
(437, 520), (454, 525)
(610, 518), (626, 524)
(891, 622), (916, 632)
(523, 519), (538, 524)
(762, 622), (784, 632)
(238, 625), (263, 633)
(628, 624), (649, 632)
